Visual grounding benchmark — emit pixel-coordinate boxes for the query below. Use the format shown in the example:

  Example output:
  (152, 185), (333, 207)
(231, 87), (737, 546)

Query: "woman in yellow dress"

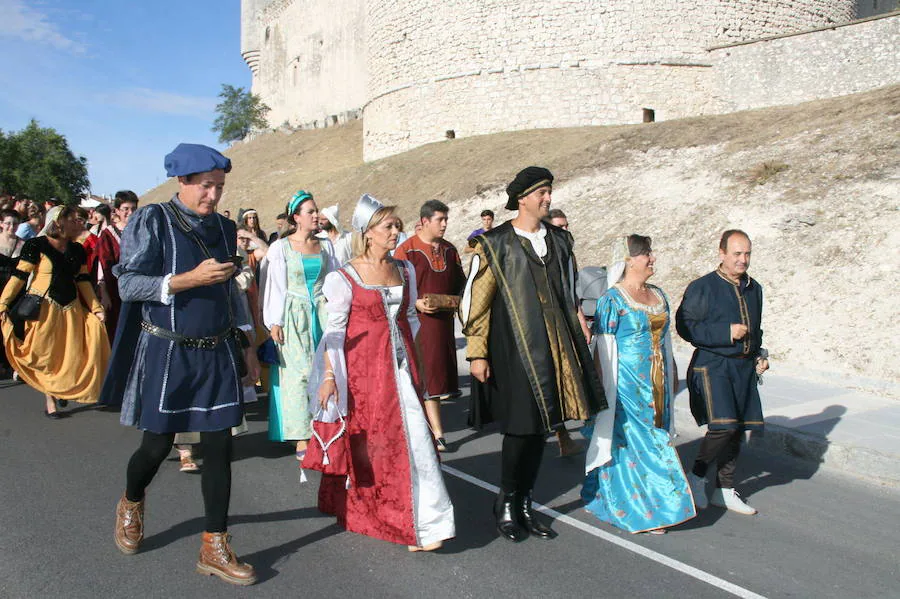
(0, 206), (111, 418)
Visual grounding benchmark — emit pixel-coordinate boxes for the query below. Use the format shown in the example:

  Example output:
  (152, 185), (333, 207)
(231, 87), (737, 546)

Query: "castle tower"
(245, 0), (367, 130)
(362, 0), (859, 160)
(240, 0), (264, 81)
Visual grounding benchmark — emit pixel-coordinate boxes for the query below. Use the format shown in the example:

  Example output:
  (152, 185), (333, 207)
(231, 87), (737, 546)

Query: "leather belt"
(140, 321), (234, 350)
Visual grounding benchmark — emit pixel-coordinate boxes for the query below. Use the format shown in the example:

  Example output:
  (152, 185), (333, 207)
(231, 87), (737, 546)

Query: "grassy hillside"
(143, 85), (900, 394)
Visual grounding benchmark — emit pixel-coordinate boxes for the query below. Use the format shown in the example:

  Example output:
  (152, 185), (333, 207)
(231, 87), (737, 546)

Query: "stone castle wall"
(711, 13), (900, 112)
(241, 0), (898, 161)
(245, 0), (367, 129)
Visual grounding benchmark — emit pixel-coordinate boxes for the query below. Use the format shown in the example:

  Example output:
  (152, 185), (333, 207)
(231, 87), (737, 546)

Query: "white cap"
(320, 204), (343, 233)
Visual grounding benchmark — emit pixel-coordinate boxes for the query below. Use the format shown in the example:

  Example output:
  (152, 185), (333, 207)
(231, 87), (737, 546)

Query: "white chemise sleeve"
(262, 239), (287, 328)
(306, 270), (352, 421)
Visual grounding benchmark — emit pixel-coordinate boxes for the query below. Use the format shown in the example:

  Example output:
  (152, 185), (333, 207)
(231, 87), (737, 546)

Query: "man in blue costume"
(103, 143), (260, 585)
(676, 229), (769, 516)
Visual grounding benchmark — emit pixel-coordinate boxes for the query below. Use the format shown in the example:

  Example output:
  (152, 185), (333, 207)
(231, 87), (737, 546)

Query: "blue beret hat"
(164, 143), (232, 177)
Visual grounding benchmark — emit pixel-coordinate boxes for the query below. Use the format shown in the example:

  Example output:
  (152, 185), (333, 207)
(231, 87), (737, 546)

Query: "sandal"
(179, 450), (199, 472)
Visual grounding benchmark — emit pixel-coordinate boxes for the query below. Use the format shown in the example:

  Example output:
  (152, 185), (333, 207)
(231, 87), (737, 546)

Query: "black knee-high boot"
(495, 435), (529, 543)
(515, 435), (557, 539)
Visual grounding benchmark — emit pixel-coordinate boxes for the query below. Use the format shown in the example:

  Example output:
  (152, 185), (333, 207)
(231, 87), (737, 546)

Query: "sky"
(0, 0), (250, 197)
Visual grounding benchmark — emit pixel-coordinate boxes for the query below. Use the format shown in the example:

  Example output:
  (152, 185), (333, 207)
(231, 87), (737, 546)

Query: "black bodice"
(16, 237), (87, 306)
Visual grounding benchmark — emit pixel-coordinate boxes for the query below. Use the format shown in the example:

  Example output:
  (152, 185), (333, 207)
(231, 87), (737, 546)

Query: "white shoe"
(710, 487), (757, 515)
(687, 473), (708, 509)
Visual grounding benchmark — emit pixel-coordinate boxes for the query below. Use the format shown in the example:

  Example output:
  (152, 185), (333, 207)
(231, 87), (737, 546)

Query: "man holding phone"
(102, 143), (259, 585)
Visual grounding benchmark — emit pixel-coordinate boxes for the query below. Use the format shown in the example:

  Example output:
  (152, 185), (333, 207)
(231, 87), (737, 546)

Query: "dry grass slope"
(143, 84), (900, 395)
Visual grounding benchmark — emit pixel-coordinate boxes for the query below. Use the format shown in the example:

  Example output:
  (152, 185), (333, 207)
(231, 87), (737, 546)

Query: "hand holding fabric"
(270, 324), (285, 345)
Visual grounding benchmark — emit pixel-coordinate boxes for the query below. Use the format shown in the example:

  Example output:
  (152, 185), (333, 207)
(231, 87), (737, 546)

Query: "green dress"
(269, 249), (325, 441)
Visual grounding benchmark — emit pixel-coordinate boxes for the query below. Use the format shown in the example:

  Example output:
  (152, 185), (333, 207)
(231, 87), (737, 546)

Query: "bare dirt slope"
(143, 85), (900, 395)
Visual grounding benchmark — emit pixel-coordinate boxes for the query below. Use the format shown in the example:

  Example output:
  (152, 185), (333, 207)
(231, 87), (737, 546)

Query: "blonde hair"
(351, 205), (403, 258)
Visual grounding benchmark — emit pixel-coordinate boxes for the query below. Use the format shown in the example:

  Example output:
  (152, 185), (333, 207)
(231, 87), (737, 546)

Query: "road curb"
(673, 407), (900, 488)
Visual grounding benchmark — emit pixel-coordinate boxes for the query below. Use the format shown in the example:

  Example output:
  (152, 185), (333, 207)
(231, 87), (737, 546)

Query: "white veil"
(606, 236), (630, 289)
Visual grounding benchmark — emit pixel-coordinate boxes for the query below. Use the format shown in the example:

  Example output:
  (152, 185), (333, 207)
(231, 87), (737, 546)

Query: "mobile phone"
(226, 255), (244, 268)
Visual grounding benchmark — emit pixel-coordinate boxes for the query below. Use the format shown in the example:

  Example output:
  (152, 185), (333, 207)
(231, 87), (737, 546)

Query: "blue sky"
(0, 0), (250, 196)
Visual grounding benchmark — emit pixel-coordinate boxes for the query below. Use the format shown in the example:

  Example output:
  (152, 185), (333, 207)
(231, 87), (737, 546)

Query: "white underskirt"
(397, 358), (456, 546)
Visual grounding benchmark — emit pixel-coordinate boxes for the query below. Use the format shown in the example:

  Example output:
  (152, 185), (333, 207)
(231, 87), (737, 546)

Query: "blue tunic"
(581, 288), (696, 533)
(675, 269), (765, 431)
(101, 196), (250, 433)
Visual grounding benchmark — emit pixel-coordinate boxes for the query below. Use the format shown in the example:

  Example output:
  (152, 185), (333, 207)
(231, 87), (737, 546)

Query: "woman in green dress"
(262, 191), (340, 458)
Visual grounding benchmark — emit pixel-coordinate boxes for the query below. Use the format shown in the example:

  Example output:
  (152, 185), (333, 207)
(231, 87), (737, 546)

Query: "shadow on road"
(442, 385), (848, 535)
(241, 522), (344, 583)
(141, 507), (325, 550)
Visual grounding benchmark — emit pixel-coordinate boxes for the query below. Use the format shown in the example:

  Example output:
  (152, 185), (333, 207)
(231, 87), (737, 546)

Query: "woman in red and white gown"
(311, 195), (455, 551)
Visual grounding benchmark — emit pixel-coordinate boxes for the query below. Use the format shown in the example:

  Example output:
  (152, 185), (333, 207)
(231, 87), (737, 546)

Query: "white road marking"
(442, 464), (768, 599)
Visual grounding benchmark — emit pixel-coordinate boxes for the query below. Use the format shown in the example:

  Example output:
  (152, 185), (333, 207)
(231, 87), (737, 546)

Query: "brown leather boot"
(114, 494), (144, 555)
(196, 532), (257, 586)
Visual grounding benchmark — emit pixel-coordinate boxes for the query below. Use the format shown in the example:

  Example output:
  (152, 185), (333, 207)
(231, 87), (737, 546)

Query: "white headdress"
(606, 236), (630, 289)
(320, 204), (343, 233)
(38, 206), (65, 237)
(351, 193), (383, 233)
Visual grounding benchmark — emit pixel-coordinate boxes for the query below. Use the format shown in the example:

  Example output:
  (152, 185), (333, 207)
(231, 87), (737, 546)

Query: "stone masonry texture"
(240, 0), (898, 161)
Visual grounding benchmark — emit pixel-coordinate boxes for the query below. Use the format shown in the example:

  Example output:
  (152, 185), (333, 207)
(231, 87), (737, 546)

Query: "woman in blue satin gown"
(581, 235), (696, 534)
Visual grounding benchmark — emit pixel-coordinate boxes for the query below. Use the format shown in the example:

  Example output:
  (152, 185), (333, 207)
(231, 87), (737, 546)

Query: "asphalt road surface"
(1, 378), (897, 599)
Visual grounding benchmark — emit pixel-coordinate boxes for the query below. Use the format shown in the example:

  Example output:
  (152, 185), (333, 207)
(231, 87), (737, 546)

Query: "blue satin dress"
(581, 286), (696, 533)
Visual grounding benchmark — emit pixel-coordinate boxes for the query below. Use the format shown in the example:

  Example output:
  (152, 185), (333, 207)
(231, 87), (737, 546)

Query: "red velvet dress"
(95, 226), (123, 339)
(394, 236), (465, 396)
(317, 264), (456, 546)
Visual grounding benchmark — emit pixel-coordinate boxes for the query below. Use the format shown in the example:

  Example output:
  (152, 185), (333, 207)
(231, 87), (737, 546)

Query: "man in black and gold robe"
(461, 166), (606, 542)
(676, 229), (769, 516)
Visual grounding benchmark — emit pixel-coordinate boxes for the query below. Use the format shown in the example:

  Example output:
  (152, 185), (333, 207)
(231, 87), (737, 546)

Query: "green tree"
(0, 120), (90, 205)
(212, 84), (270, 144)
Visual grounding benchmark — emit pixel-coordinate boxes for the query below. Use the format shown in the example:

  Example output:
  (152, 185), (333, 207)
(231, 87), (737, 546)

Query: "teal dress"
(581, 286), (696, 533)
(269, 251), (325, 441)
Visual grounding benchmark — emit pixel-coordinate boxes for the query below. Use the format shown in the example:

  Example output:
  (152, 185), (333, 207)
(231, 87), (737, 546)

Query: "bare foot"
(408, 541), (443, 552)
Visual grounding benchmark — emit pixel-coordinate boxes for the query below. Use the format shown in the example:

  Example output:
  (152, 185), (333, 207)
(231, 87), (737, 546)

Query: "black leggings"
(500, 433), (546, 494)
(692, 429), (743, 489)
(125, 429), (233, 533)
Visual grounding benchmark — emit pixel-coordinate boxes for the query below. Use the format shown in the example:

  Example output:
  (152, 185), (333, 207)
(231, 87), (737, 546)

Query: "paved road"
(1, 378), (898, 599)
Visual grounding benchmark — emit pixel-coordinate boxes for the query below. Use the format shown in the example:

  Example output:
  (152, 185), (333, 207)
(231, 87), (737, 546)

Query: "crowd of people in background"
(0, 149), (769, 586)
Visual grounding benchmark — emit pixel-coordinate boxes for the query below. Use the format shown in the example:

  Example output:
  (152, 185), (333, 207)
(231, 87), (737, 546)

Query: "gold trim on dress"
(480, 237), (552, 430)
(693, 366), (738, 424)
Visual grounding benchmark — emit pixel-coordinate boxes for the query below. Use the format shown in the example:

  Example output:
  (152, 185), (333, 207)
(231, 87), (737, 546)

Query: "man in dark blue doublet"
(676, 230), (769, 516)
(104, 144), (260, 585)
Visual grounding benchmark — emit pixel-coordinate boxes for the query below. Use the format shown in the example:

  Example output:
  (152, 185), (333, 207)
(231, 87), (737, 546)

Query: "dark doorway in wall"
(445, 130), (456, 139)
(643, 108), (655, 123)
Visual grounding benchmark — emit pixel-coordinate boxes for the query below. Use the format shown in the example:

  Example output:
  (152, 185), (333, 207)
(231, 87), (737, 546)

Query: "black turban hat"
(505, 166), (553, 210)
